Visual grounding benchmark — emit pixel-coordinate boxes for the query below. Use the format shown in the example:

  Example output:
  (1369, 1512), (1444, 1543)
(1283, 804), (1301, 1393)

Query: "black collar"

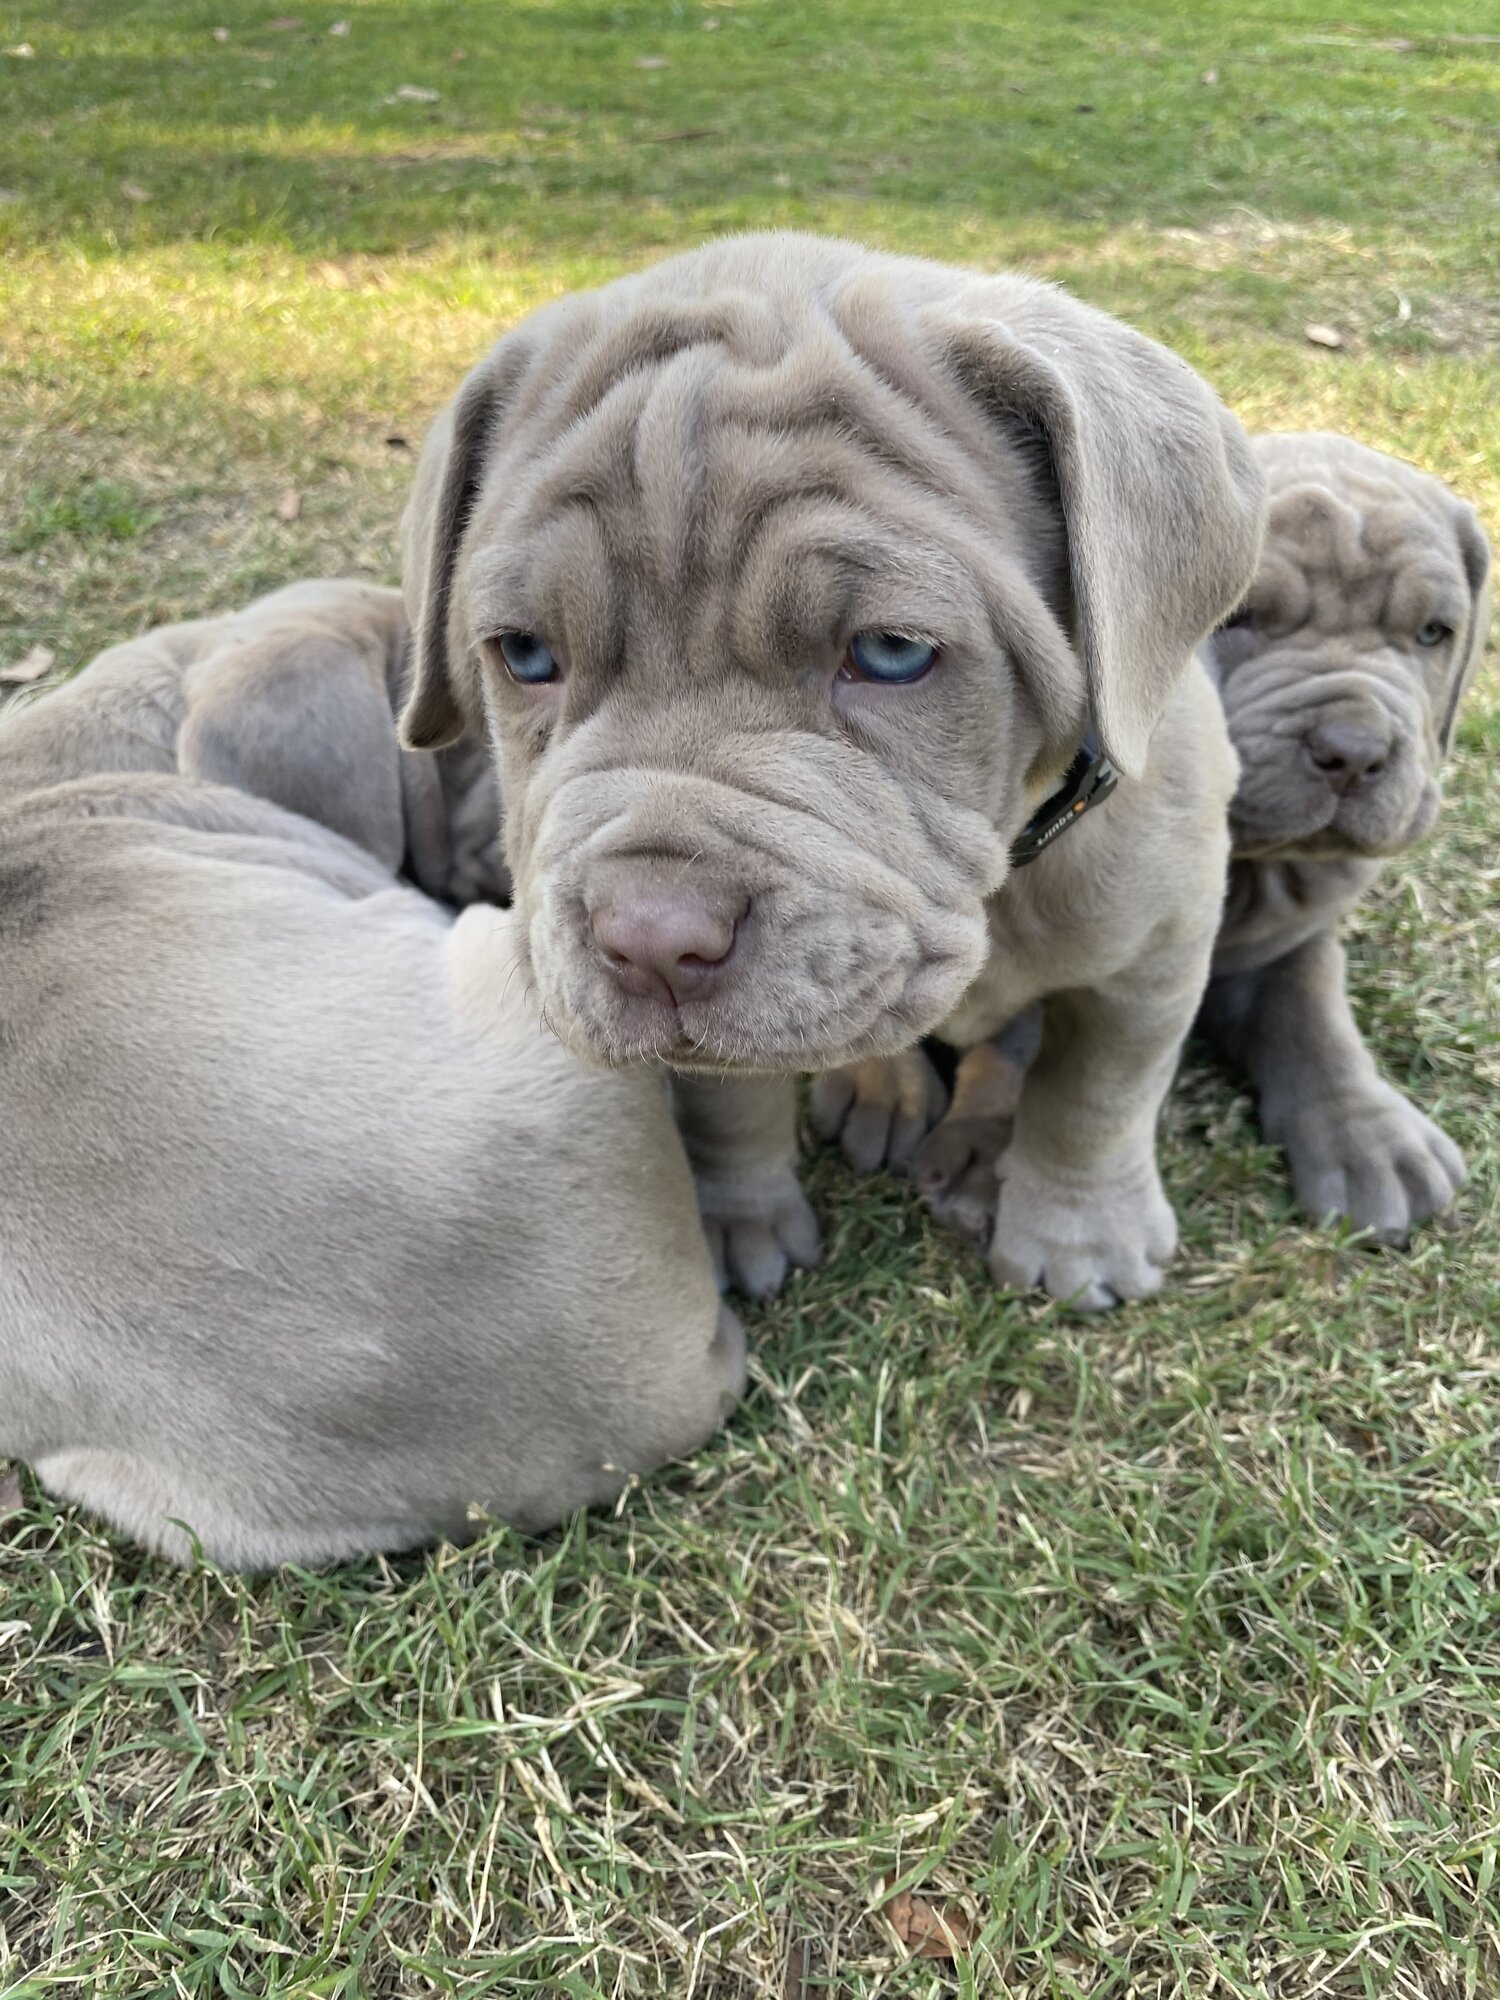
(1009, 727), (1119, 867)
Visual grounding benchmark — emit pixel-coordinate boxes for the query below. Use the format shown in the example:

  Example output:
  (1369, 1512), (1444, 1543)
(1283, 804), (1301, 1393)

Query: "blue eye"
(494, 631), (560, 684)
(844, 631), (939, 684)
(1415, 621), (1451, 648)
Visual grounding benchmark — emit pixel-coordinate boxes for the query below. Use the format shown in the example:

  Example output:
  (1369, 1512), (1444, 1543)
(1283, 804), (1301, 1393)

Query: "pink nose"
(1306, 721), (1390, 796)
(591, 887), (741, 1005)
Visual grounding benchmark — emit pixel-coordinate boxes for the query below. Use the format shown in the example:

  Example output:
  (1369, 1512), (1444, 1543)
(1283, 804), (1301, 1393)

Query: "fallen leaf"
(635, 53), (670, 68)
(329, 17), (351, 33)
(1201, 65), (1219, 82)
(212, 25), (230, 41)
(0, 1468), (22, 1513)
(1305, 322), (1345, 349)
(3, 42), (36, 58)
(277, 488), (303, 522)
(268, 14), (303, 27)
(783, 1936), (815, 1997)
(120, 181), (151, 201)
(1, 644), (56, 685)
(883, 1889), (978, 1960)
(385, 84), (440, 102)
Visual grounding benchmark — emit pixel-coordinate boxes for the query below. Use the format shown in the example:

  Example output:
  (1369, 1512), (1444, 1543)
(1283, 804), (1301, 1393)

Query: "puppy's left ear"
(934, 289), (1267, 777)
(1442, 499), (1492, 755)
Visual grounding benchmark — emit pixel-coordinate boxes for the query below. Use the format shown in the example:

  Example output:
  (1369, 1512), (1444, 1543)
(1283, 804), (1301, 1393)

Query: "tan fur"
(0, 583), (743, 1569)
(399, 233), (1264, 1310)
(870, 434), (1489, 1248)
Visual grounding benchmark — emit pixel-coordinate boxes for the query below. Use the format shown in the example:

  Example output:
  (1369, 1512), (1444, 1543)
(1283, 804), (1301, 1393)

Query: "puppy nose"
(1305, 721), (1390, 796)
(591, 887), (740, 1005)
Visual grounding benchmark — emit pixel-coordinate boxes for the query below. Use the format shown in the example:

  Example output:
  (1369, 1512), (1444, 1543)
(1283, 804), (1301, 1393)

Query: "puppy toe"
(987, 1236), (1042, 1295)
(886, 1100), (934, 1169)
(1395, 1132), (1465, 1225)
(930, 1163), (998, 1244)
(725, 1221), (790, 1301)
(914, 1128), (972, 1195)
(778, 1189), (822, 1271)
(841, 1098), (898, 1174)
(1062, 1277), (1123, 1314)
(809, 1069), (856, 1143)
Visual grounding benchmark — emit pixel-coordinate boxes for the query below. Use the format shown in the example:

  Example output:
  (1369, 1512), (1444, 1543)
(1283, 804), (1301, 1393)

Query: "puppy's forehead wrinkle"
(503, 297), (1048, 612)
(631, 346), (722, 584)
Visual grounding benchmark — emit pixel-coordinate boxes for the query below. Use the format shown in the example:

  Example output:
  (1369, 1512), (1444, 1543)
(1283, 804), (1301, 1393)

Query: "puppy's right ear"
(1441, 496), (1493, 756)
(399, 339), (529, 753)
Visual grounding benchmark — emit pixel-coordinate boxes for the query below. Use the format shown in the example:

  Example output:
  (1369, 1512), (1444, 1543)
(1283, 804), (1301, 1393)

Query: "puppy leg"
(913, 1006), (1044, 1243)
(1200, 932), (1465, 1244)
(809, 1047), (949, 1174)
(990, 975), (1201, 1310)
(671, 1073), (820, 1300)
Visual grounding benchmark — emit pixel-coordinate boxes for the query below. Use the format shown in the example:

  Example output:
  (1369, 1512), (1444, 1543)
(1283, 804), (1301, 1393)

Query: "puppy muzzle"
(511, 749), (1006, 1073)
(1226, 661), (1439, 861)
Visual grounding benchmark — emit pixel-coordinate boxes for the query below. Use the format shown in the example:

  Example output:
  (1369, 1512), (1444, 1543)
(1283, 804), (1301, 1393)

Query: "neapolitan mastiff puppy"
(0, 582), (743, 1568)
(398, 233), (1267, 1312)
(844, 434), (1491, 1248)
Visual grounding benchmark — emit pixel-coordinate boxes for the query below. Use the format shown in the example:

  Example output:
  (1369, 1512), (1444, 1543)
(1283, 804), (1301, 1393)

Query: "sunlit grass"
(1, 2), (1498, 1994)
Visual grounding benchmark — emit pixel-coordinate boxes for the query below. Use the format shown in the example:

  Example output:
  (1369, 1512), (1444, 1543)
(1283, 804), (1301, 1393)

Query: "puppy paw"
(695, 1167), (821, 1301)
(987, 1152), (1178, 1312)
(911, 1112), (1007, 1244)
(1282, 1083), (1465, 1247)
(809, 1048), (948, 1174)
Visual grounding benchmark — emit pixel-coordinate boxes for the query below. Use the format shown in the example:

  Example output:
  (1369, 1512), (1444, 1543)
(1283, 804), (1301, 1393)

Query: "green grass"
(1, 3), (1498, 1994)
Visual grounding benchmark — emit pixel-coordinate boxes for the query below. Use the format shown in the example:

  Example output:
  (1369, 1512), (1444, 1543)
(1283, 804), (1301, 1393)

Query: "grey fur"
(858, 434), (1489, 1249)
(0, 582), (743, 1568)
(399, 233), (1265, 1310)
(1197, 432), (1488, 1242)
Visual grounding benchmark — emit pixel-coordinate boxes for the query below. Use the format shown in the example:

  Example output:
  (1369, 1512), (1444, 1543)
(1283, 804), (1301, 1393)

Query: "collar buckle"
(1009, 727), (1119, 868)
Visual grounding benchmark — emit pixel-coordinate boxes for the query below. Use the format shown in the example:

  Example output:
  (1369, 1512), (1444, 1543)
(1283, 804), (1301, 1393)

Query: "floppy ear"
(933, 293), (1267, 777)
(1442, 498), (1492, 755)
(399, 338), (531, 753)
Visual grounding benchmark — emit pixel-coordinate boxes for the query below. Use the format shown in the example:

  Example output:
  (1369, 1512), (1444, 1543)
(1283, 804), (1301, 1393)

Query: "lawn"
(1, 3), (1498, 1994)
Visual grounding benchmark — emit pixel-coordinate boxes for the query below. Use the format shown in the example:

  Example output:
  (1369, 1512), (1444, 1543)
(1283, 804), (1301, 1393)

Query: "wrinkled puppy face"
(401, 235), (1265, 1072)
(1205, 433), (1491, 863)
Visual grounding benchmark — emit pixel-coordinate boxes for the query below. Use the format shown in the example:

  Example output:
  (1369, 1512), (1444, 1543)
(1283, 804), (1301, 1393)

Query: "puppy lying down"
(0, 582), (743, 1569)
(833, 434), (1490, 1249)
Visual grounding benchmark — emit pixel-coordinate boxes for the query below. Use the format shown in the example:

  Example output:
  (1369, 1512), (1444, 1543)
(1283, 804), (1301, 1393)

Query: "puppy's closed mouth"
(531, 924), (982, 1075)
(513, 753), (1004, 1074)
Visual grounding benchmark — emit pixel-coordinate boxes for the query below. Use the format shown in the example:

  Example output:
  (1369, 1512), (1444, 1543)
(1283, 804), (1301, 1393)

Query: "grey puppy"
(398, 233), (1266, 1312)
(0, 582), (743, 1569)
(1198, 431), (1489, 1240)
(856, 434), (1491, 1248)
